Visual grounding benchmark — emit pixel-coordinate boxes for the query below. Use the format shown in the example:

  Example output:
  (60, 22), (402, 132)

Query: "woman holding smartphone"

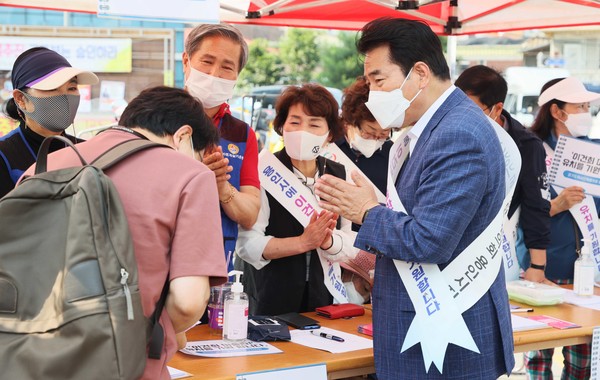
(237, 84), (358, 316)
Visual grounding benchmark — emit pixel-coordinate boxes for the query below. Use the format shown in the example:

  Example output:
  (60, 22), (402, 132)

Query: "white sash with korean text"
(320, 143), (387, 204)
(502, 207), (521, 282)
(258, 149), (348, 304)
(543, 142), (600, 279)
(388, 122), (520, 373)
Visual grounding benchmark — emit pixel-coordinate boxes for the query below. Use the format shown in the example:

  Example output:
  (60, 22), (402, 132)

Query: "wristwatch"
(529, 263), (546, 271)
(361, 206), (376, 224)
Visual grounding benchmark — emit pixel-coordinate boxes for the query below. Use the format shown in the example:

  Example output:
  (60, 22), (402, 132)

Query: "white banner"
(387, 120), (521, 373)
(98, 0), (221, 23)
(258, 150), (348, 303)
(548, 135), (600, 198)
(544, 142), (600, 279)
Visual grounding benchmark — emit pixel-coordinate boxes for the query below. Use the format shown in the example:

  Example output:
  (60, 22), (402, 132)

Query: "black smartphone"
(275, 312), (320, 330)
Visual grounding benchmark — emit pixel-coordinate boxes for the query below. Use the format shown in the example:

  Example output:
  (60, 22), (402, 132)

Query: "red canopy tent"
(2, 0), (600, 35)
(220, 0), (600, 35)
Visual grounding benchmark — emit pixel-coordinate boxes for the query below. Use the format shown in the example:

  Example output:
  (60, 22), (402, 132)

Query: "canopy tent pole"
(447, 35), (458, 79)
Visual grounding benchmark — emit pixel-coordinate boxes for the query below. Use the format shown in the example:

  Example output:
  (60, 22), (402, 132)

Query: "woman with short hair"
(237, 83), (358, 315)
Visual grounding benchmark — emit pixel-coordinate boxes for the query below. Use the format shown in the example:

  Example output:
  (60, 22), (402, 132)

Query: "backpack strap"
(35, 135), (87, 175)
(91, 139), (166, 170)
(36, 136), (166, 175)
(147, 277), (170, 360)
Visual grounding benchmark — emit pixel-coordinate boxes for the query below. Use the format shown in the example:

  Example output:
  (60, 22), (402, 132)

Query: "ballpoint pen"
(510, 308), (534, 313)
(311, 330), (345, 342)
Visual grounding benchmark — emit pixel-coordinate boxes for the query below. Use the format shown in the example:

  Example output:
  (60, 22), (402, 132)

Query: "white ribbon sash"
(502, 207), (521, 282)
(387, 121), (521, 373)
(320, 143), (387, 204)
(258, 149), (348, 303)
(544, 143), (600, 279)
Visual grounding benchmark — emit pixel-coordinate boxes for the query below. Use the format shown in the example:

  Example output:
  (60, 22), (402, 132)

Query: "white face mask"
(562, 111), (593, 137)
(350, 132), (385, 158)
(185, 67), (236, 109)
(365, 67), (422, 130)
(283, 130), (329, 161)
(344, 281), (367, 305)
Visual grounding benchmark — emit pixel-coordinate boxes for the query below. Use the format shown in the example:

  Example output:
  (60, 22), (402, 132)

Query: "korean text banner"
(0, 37), (132, 73)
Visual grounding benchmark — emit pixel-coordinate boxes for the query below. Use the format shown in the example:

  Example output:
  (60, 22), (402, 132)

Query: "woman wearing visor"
(237, 83), (359, 315)
(521, 76), (600, 379)
(0, 47), (98, 197)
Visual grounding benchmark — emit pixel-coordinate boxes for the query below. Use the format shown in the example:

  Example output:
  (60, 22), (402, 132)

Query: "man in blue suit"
(315, 18), (515, 379)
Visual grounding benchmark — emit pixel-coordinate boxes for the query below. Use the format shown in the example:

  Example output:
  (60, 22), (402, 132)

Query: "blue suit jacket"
(356, 89), (515, 379)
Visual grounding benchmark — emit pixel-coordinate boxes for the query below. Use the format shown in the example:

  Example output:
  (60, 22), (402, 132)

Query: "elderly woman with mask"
(520, 76), (600, 379)
(0, 47), (98, 197)
(334, 76), (392, 200)
(237, 83), (360, 315)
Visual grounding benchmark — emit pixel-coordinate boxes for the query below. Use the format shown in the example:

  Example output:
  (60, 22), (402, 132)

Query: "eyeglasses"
(358, 128), (390, 140)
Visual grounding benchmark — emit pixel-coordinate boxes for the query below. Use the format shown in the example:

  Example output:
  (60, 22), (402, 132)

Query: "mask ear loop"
(557, 108), (570, 126)
(401, 67), (423, 103)
(14, 91), (28, 122)
(190, 135), (198, 161)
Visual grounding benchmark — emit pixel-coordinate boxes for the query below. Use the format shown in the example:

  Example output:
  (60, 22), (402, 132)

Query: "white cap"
(28, 67), (98, 90)
(538, 76), (600, 106)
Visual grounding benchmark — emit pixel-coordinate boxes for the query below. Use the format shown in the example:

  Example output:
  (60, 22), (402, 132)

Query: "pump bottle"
(573, 239), (595, 297)
(223, 270), (249, 340)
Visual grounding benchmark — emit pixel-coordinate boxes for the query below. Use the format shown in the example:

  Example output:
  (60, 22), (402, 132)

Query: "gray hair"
(185, 24), (249, 72)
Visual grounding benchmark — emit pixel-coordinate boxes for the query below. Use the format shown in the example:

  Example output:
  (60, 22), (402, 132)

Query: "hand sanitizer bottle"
(223, 270), (249, 341)
(574, 239), (595, 297)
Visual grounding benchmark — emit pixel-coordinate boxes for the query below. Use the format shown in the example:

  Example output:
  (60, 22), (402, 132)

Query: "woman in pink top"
(26, 86), (228, 379)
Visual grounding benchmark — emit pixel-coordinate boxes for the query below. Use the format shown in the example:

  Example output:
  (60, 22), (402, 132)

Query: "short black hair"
(119, 86), (219, 151)
(455, 65), (507, 108)
(357, 17), (450, 80)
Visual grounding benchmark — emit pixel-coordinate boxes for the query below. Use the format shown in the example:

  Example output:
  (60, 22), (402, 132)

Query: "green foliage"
(439, 35), (448, 52)
(317, 31), (363, 90)
(237, 38), (283, 91)
(279, 28), (321, 84)
(237, 29), (449, 94)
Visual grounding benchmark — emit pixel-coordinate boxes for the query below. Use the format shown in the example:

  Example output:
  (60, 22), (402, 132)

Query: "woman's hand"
(299, 210), (338, 252)
(551, 186), (585, 216)
(202, 146), (233, 183)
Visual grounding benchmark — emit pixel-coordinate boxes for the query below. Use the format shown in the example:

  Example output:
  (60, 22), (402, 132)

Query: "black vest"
(0, 125), (79, 198)
(241, 148), (346, 316)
